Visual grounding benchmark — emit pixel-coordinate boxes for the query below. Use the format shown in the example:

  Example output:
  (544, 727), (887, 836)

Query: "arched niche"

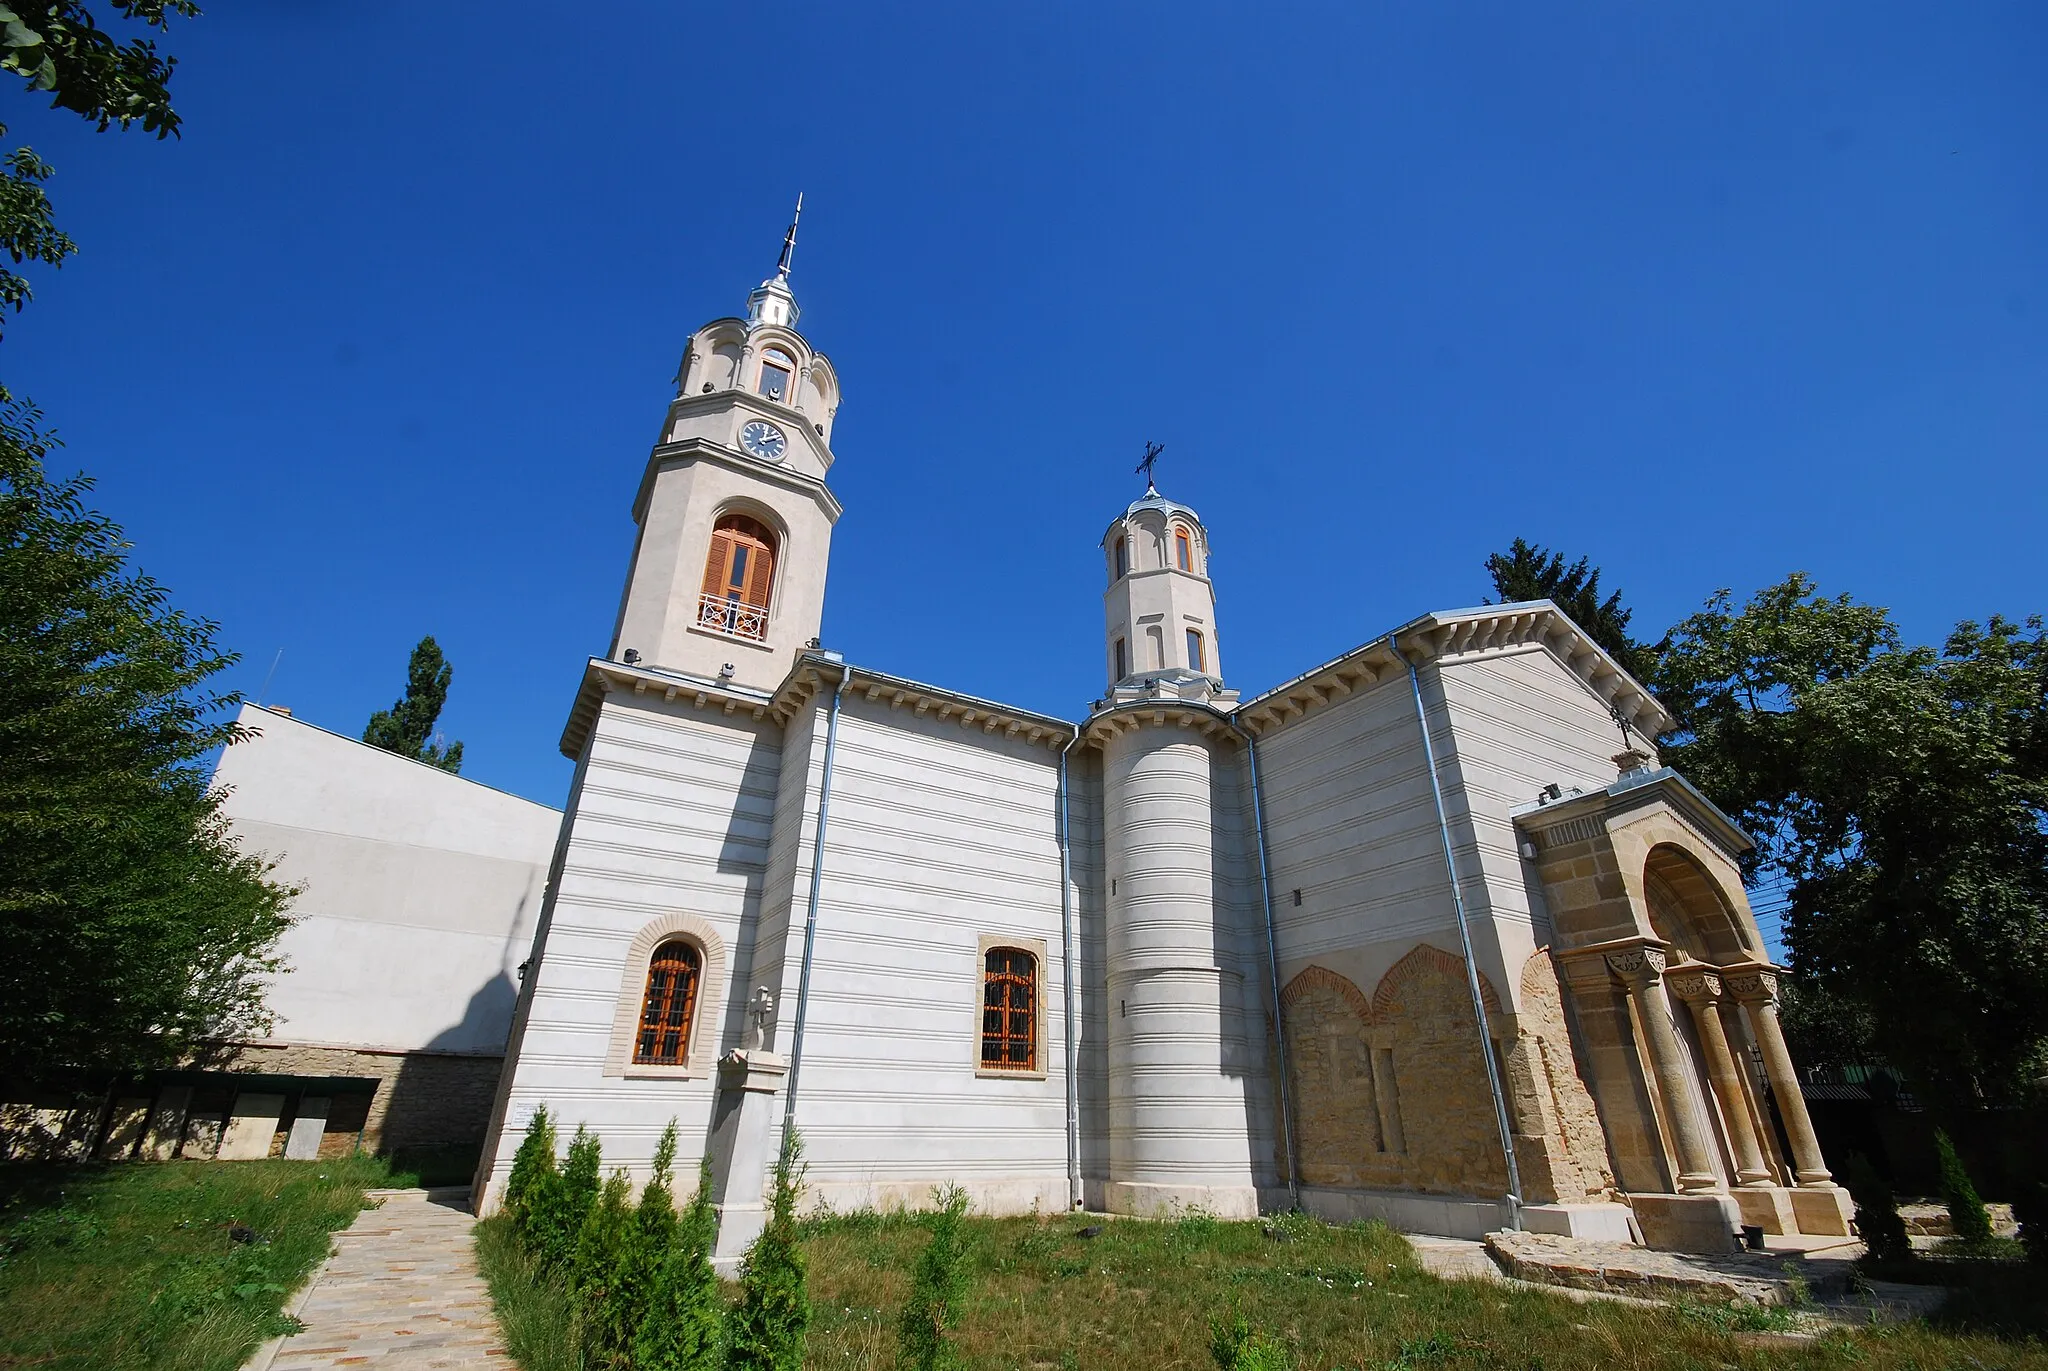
(1642, 843), (1755, 962)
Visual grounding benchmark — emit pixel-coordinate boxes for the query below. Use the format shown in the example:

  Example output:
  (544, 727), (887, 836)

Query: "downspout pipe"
(1231, 721), (1301, 1209)
(1057, 726), (1084, 1211)
(782, 663), (848, 1146)
(1392, 633), (1525, 1228)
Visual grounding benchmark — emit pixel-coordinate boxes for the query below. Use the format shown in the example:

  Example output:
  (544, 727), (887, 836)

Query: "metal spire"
(774, 192), (803, 279)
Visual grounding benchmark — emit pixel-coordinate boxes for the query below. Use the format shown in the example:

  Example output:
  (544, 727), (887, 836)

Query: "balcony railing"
(697, 593), (769, 642)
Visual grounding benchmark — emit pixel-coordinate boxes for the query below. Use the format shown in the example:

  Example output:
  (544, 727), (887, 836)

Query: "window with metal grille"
(633, 940), (702, 1065)
(980, 947), (1037, 1071)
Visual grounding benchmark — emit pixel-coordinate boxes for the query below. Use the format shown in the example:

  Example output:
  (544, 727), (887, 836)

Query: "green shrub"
(576, 1168), (638, 1366)
(1208, 1313), (1290, 1371)
(1935, 1129), (1994, 1244)
(636, 1156), (725, 1371)
(502, 1105), (558, 1236)
(896, 1184), (973, 1371)
(727, 1130), (811, 1371)
(1843, 1153), (1911, 1265)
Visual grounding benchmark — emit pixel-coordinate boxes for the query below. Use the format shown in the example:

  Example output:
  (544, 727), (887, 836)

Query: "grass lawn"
(0, 1155), (395, 1371)
(482, 1206), (2048, 1371)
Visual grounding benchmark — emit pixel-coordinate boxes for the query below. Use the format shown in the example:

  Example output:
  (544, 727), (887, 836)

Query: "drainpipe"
(1234, 722), (1301, 1209)
(1392, 633), (1525, 1229)
(1057, 726), (1084, 1211)
(781, 662), (847, 1145)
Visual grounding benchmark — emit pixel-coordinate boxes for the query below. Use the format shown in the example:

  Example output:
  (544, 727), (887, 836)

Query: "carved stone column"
(1607, 947), (1718, 1192)
(1666, 970), (1772, 1187)
(1725, 971), (1830, 1185)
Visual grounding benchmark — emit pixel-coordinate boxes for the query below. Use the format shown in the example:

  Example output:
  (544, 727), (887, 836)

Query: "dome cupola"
(1098, 448), (1228, 695)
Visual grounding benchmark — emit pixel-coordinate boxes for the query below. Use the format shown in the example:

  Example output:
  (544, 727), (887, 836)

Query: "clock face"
(739, 419), (787, 461)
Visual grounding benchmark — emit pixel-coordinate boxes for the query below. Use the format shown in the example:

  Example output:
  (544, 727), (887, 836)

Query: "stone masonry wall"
(230, 1042), (505, 1154)
(1505, 950), (1617, 1203)
(1282, 944), (1510, 1197)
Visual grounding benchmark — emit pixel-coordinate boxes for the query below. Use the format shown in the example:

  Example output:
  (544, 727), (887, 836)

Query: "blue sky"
(11, 3), (2045, 832)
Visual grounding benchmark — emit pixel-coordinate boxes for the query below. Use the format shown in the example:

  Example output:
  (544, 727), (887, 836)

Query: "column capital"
(1605, 944), (1668, 986)
(1723, 969), (1779, 1006)
(1666, 969), (1724, 1003)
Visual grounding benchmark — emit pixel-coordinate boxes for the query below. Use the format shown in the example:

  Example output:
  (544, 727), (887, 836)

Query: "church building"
(474, 214), (1855, 1261)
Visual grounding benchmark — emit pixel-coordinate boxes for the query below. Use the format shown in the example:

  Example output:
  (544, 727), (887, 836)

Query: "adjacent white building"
(477, 227), (1856, 1258)
(198, 705), (561, 1160)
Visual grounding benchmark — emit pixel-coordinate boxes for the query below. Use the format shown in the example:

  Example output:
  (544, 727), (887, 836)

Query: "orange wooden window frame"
(1187, 628), (1206, 672)
(634, 940), (703, 1065)
(701, 514), (777, 611)
(980, 947), (1037, 1071)
(1174, 527), (1193, 571)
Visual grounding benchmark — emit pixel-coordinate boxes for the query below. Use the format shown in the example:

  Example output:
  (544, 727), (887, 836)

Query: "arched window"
(980, 947), (1038, 1071)
(1174, 525), (1194, 572)
(758, 347), (795, 402)
(633, 940), (703, 1065)
(1113, 536), (1128, 580)
(1187, 629), (1206, 673)
(1113, 637), (1128, 681)
(698, 514), (776, 641)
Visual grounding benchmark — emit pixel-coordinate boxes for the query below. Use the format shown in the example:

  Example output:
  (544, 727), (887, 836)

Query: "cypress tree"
(637, 1155), (725, 1371)
(531, 1124), (603, 1273)
(1842, 1153), (1910, 1265)
(727, 1130), (811, 1371)
(502, 1104), (558, 1237)
(610, 1122), (682, 1359)
(361, 634), (464, 772)
(576, 1168), (638, 1367)
(1934, 1129), (1994, 1244)
(896, 1184), (973, 1371)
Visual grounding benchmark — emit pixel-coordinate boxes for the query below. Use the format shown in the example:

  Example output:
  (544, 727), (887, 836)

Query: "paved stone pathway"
(250, 1188), (512, 1371)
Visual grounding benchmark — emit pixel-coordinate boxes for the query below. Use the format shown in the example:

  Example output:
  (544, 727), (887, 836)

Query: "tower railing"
(696, 593), (770, 642)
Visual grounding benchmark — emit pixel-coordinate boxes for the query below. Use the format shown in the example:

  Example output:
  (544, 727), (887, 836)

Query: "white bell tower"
(608, 197), (844, 692)
(1089, 464), (1258, 1217)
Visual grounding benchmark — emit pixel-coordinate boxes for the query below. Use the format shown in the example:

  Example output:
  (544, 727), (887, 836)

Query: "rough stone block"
(1629, 1191), (1743, 1254)
(1732, 1185), (1797, 1236)
(1520, 1201), (1637, 1242)
(1789, 1184), (1855, 1237)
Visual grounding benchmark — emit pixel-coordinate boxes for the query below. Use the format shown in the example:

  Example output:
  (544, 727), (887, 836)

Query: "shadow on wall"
(427, 973), (519, 1055)
(377, 1048), (506, 1172)
(711, 732), (779, 1067)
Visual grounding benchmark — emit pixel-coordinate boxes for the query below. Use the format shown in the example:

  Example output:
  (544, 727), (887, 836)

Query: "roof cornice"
(776, 654), (1077, 751)
(1510, 766), (1754, 859)
(1233, 600), (1672, 738)
(562, 653), (1080, 760)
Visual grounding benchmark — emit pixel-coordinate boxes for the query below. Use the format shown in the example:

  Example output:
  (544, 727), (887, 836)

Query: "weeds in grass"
(0, 1156), (386, 1371)
(1673, 1298), (1802, 1334)
(475, 1213), (580, 1371)
(1209, 1312), (1290, 1370)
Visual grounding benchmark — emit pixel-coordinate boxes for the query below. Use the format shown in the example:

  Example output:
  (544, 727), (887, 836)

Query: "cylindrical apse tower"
(1101, 712), (1259, 1218)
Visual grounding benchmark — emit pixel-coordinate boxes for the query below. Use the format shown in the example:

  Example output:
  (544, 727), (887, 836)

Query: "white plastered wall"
(759, 695), (1076, 1215)
(477, 693), (782, 1207)
(210, 704), (560, 1055)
